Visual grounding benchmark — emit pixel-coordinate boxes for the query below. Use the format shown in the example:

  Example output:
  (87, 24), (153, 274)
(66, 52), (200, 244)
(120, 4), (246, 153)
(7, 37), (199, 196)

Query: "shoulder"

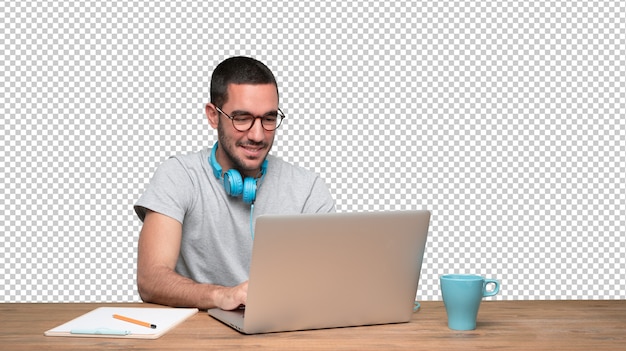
(259, 154), (336, 213)
(265, 154), (320, 181)
(156, 149), (209, 175)
(146, 149), (213, 192)
(167, 149), (209, 168)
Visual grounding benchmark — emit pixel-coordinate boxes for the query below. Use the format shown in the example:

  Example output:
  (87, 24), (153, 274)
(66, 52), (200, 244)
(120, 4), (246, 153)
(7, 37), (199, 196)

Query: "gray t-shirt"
(134, 147), (336, 287)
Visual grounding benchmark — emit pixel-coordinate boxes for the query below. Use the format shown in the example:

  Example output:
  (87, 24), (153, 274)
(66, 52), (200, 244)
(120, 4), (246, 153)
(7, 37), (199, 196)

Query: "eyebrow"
(230, 109), (278, 117)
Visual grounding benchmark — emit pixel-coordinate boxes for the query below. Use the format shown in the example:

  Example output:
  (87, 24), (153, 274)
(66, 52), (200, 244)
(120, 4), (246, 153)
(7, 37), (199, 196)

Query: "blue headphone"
(209, 142), (268, 204)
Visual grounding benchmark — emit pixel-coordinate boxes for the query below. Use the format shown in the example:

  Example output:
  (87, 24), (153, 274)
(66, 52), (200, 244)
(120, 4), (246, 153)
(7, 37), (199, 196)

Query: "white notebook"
(44, 306), (198, 339)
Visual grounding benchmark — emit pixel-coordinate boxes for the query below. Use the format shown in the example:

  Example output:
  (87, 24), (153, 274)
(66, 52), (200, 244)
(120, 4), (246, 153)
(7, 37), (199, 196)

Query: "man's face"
(209, 83), (279, 178)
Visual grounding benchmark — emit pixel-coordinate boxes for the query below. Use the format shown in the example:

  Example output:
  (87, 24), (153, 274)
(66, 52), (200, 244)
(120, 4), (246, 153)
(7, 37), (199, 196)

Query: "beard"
(217, 118), (273, 177)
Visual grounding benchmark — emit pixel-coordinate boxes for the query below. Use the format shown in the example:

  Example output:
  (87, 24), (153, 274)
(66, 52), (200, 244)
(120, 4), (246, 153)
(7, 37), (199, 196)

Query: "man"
(134, 56), (335, 310)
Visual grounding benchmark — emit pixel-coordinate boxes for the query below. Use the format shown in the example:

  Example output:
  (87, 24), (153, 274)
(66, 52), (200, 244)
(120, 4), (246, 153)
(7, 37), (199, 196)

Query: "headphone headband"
(209, 144), (223, 179)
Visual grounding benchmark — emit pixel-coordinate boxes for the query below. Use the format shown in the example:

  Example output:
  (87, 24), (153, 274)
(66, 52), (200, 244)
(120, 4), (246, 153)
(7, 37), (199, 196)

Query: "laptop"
(208, 210), (431, 334)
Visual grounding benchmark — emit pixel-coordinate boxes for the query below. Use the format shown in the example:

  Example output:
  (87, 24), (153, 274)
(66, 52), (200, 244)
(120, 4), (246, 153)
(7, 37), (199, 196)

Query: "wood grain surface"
(1, 300), (625, 350)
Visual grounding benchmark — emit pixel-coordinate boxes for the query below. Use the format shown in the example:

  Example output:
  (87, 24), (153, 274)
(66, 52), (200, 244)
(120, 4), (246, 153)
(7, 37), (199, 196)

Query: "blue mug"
(440, 274), (501, 330)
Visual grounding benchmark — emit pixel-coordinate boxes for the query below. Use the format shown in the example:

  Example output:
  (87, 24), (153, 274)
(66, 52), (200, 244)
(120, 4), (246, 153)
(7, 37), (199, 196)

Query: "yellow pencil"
(113, 314), (157, 329)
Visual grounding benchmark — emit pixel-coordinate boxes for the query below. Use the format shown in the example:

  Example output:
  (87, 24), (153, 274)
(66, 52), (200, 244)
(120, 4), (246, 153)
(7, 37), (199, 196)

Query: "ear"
(205, 103), (219, 129)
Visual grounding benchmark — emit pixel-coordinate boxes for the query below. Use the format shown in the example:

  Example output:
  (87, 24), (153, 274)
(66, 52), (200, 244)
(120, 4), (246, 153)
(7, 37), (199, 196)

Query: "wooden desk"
(1, 301), (625, 350)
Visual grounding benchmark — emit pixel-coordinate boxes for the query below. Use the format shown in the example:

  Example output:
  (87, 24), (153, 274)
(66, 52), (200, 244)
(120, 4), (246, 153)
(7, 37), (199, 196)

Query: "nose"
(246, 117), (265, 142)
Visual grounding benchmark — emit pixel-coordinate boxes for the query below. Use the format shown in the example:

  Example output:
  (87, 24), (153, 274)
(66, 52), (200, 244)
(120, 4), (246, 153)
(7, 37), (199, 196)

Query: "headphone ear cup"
(242, 177), (257, 204)
(223, 169), (243, 197)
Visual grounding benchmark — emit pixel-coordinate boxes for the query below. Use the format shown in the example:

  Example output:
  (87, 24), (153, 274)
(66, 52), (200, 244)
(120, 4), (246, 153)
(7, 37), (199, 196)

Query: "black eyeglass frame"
(215, 106), (285, 132)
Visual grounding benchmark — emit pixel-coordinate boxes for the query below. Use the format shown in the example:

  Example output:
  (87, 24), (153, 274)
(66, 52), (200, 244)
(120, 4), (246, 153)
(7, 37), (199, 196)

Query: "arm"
(137, 210), (247, 310)
(304, 175), (336, 214)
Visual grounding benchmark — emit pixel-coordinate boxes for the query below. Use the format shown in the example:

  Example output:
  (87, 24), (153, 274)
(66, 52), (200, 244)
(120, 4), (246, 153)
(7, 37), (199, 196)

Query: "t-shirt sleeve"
(303, 175), (337, 214)
(134, 157), (195, 223)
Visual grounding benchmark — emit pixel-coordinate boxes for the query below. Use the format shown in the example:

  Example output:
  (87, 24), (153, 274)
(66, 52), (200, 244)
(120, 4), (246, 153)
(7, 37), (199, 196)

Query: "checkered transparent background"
(1, 1), (625, 302)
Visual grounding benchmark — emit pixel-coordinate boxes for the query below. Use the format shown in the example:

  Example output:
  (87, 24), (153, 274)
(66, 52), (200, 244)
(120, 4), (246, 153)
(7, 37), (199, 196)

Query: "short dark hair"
(210, 56), (278, 108)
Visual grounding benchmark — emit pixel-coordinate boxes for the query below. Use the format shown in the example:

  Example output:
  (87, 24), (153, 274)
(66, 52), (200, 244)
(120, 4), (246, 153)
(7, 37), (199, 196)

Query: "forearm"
(136, 210), (247, 310)
(137, 266), (231, 310)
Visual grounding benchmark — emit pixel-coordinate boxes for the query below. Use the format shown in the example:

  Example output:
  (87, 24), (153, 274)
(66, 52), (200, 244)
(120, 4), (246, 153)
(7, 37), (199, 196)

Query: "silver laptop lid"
(237, 210), (431, 334)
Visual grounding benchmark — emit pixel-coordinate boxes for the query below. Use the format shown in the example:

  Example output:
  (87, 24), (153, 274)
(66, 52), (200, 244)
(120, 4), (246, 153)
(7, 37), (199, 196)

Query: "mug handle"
(483, 279), (501, 297)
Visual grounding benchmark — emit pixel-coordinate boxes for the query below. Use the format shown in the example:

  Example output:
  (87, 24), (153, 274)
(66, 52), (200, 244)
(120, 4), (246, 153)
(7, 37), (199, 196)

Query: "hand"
(214, 281), (248, 310)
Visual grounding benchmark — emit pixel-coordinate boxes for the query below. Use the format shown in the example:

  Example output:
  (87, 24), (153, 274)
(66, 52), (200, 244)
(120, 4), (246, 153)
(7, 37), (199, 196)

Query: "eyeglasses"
(215, 106), (285, 132)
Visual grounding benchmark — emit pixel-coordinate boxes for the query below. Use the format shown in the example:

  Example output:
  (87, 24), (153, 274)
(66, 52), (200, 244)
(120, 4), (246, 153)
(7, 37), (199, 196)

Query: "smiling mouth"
(239, 143), (266, 158)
